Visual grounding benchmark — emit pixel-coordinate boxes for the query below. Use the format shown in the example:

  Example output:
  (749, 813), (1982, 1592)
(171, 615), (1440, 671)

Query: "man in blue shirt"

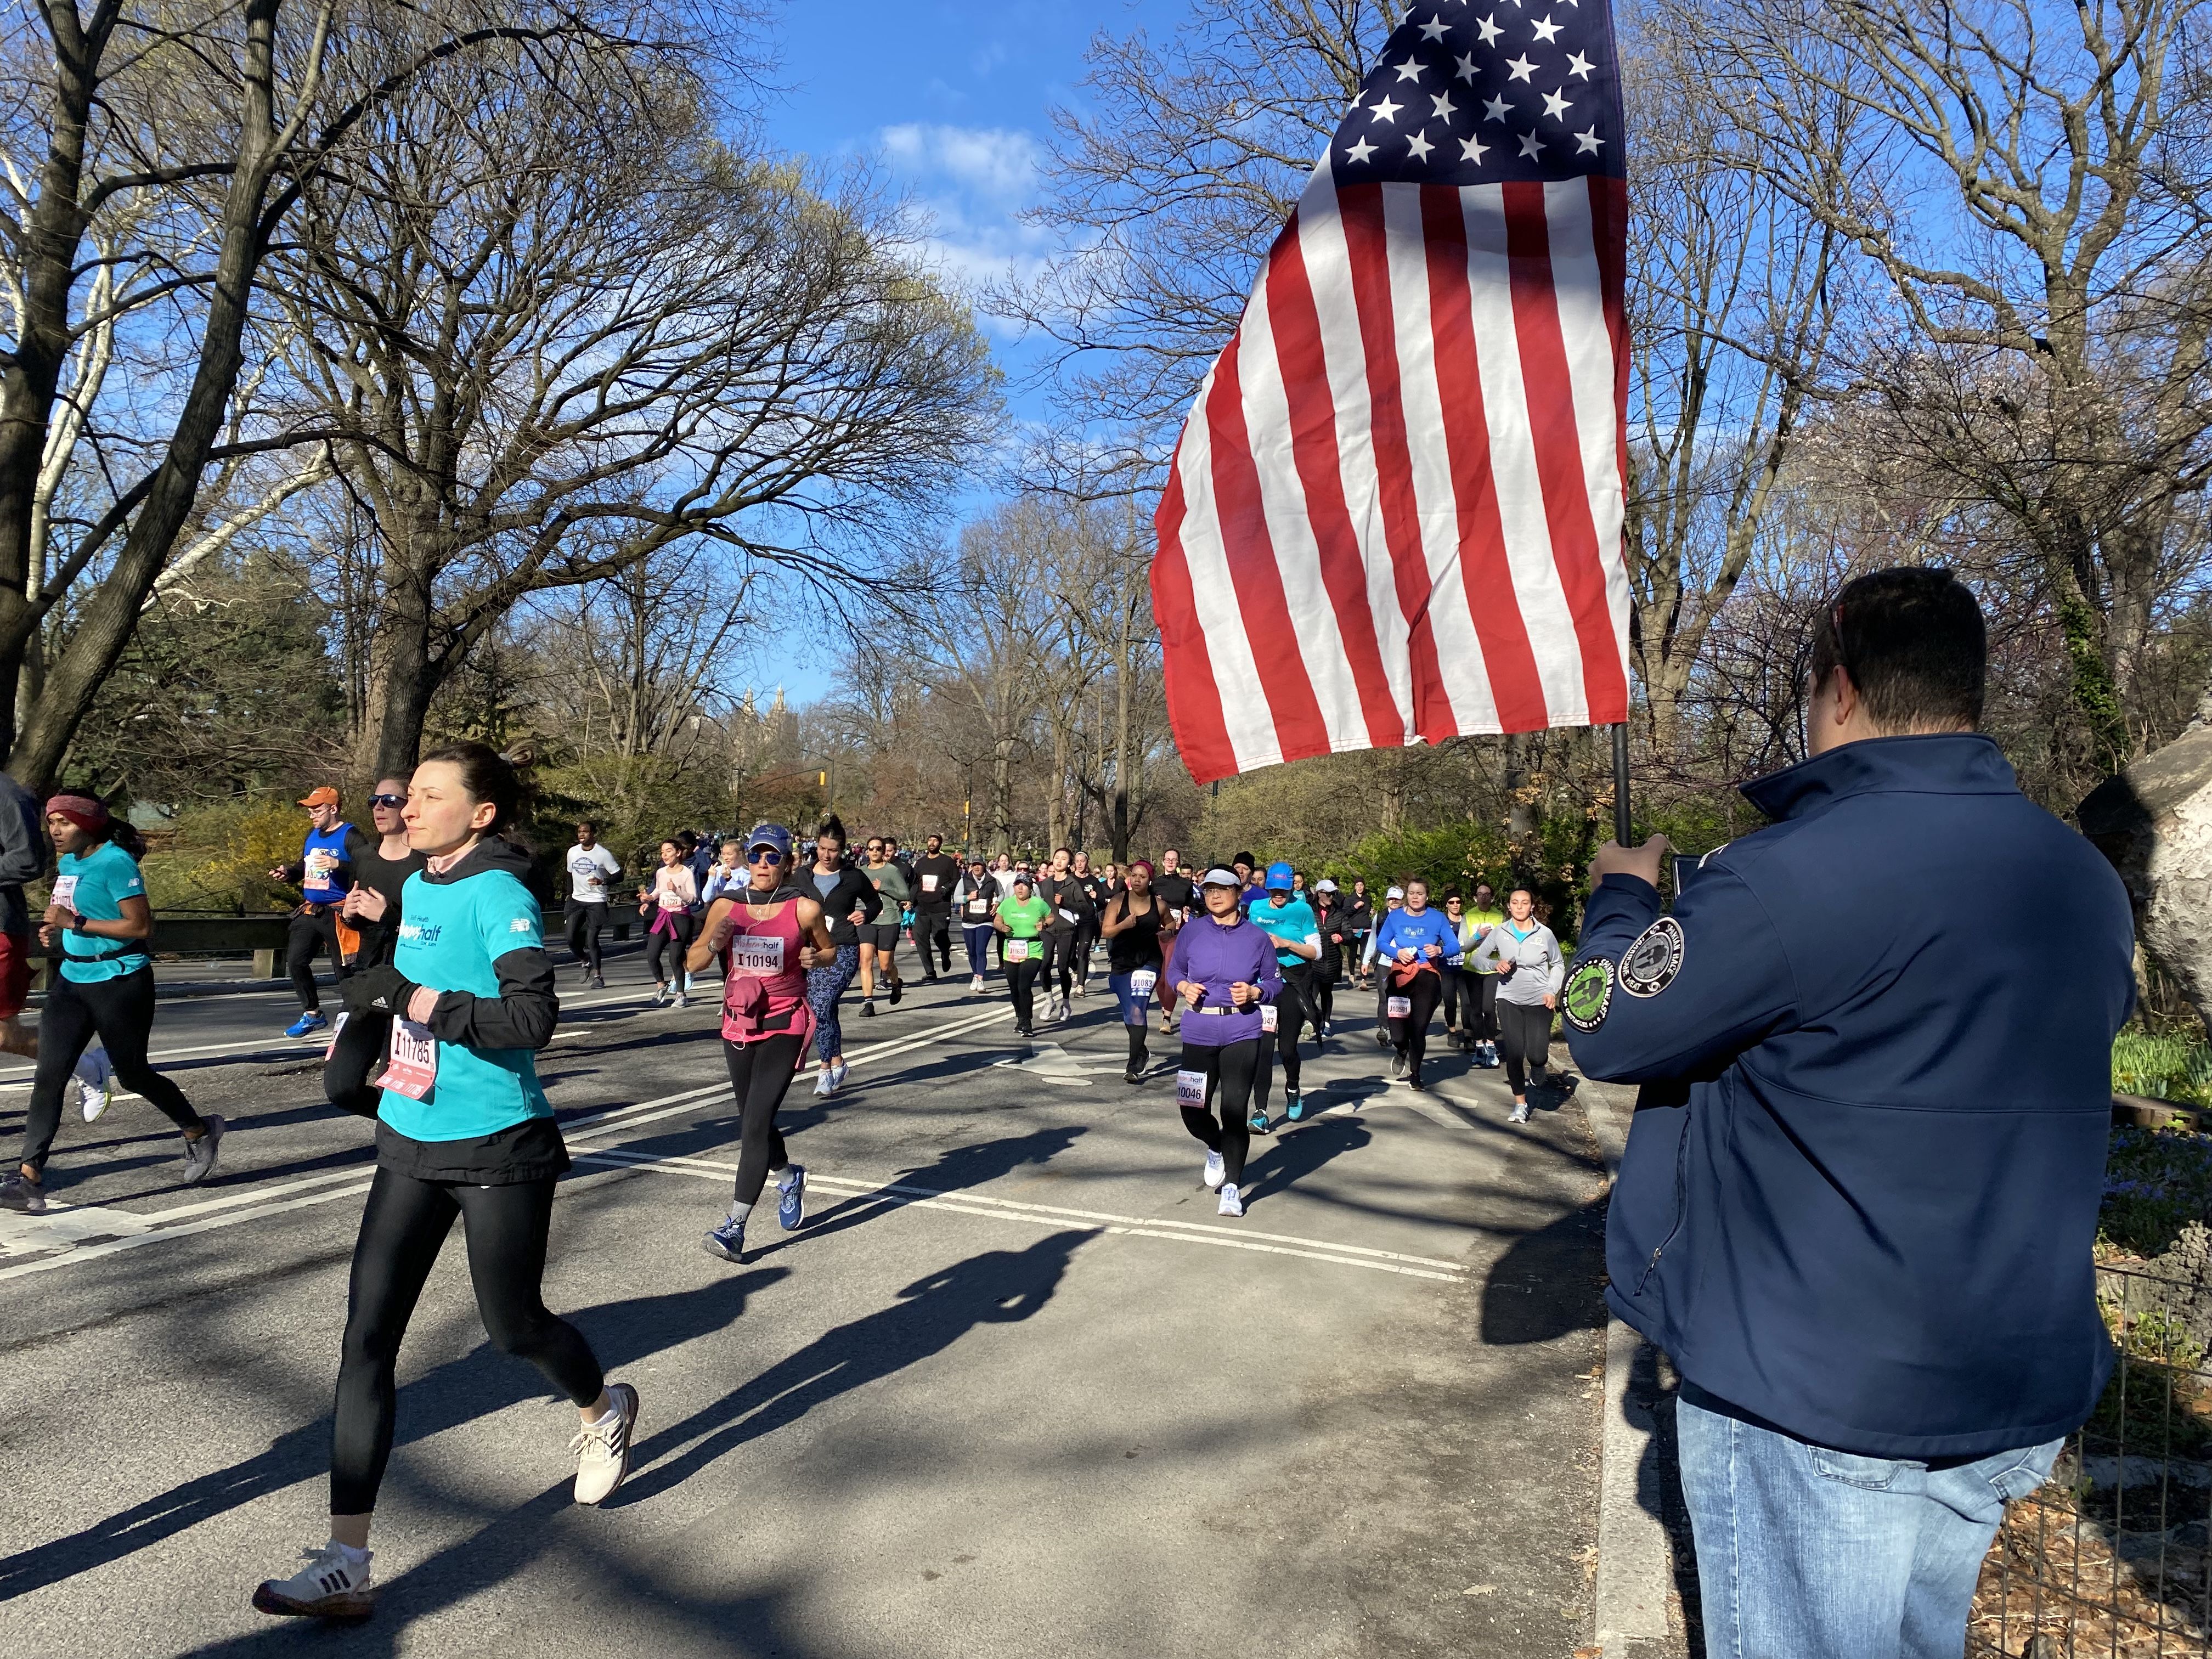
(270, 786), (370, 1039)
(1568, 568), (2135, 1659)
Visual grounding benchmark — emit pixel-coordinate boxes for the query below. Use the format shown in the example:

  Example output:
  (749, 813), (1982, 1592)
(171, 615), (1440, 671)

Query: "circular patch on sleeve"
(1617, 916), (1685, 998)
(1562, 958), (1614, 1032)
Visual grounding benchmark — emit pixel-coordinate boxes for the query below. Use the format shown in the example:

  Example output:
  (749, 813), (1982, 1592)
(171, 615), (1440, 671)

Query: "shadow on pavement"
(1479, 1190), (1606, 1346)
(0, 1268), (783, 1604)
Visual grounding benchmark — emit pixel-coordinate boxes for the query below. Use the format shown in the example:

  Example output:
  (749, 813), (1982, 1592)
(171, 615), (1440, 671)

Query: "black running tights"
(1178, 1039), (1257, 1187)
(564, 900), (607, 975)
(1497, 999), (1553, 1096)
(20, 966), (201, 1175)
(725, 1033), (804, 1206)
(1044, 928), (1080, 998)
(325, 1011), (390, 1118)
(1390, 970), (1444, 1081)
(1307, 969), (1334, 1032)
(645, 912), (696, 987)
(1007, 956), (1043, 1029)
(331, 1167), (603, 1516)
(1259, 967), (1313, 1108)
(287, 907), (347, 1014)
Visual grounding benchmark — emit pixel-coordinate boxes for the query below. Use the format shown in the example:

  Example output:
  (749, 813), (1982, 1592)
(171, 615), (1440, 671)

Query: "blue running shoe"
(1285, 1091), (1304, 1123)
(285, 1012), (327, 1040)
(776, 1165), (806, 1231)
(701, 1215), (746, 1262)
(1248, 1105), (1269, 1134)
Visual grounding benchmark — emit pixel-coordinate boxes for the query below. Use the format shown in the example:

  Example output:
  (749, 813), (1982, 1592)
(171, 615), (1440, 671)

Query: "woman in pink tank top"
(685, 823), (836, 1266)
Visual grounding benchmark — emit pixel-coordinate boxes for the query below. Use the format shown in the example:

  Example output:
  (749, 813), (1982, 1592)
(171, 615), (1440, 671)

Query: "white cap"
(1386, 885), (1404, 899)
(1200, 867), (1240, 888)
(1314, 878), (1337, 893)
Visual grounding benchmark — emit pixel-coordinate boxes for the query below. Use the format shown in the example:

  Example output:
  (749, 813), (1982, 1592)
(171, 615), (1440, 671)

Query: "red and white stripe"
(1154, 159), (1632, 786)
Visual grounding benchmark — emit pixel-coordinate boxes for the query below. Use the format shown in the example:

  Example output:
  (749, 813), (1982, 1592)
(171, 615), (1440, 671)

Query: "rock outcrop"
(2080, 722), (2212, 1028)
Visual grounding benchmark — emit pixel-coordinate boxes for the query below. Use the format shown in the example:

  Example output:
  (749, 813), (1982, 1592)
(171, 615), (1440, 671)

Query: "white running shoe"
(252, 1539), (374, 1620)
(572, 1381), (639, 1506)
(814, 1069), (832, 1097)
(1203, 1150), (1226, 1190)
(75, 1043), (114, 1123)
(828, 1059), (850, 1092)
(1508, 1102), (1531, 1124)
(971, 974), (985, 992)
(1217, 1182), (1245, 1218)
(674, 992), (690, 1009)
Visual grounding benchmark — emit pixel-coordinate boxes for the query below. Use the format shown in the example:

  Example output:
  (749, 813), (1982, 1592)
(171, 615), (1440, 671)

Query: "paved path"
(1, 951), (1613, 1657)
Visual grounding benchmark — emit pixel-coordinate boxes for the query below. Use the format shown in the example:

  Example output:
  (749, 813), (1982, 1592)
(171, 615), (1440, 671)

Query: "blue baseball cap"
(745, 822), (794, 862)
(1265, 860), (1295, 891)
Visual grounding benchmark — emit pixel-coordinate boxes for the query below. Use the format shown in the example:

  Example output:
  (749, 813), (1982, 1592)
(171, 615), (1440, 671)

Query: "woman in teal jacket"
(255, 744), (636, 1623)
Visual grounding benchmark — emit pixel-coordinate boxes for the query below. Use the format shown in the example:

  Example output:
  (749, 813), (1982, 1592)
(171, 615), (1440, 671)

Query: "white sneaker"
(75, 1043), (114, 1122)
(572, 1381), (639, 1505)
(828, 1059), (850, 1092)
(814, 1069), (832, 1097)
(971, 975), (984, 992)
(1509, 1102), (1531, 1124)
(252, 1539), (374, 1620)
(674, 992), (691, 1009)
(1217, 1182), (1244, 1218)
(1203, 1151), (1226, 1190)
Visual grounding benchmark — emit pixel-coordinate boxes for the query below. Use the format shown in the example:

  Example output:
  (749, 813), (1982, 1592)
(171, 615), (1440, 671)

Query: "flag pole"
(1611, 723), (1633, 844)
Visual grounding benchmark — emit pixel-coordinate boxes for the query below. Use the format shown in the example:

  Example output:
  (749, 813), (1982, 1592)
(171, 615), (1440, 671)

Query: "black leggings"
(325, 1011), (390, 1118)
(1259, 966), (1314, 1108)
(1007, 955), (1043, 1029)
(564, 900), (607, 975)
(1389, 970), (1444, 1081)
(725, 1033), (804, 1205)
(1308, 967), (1335, 1032)
(1179, 1039), (1259, 1186)
(1497, 1000), (1553, 1094)
(645, 912), (696, 986)
(287, 907), (348, 1014)
(331, 1166), (603, 1515)
(19, 966), (202, 1175)
(1043, 929), (1080, 998)
(1469, 973), (1499, 1042)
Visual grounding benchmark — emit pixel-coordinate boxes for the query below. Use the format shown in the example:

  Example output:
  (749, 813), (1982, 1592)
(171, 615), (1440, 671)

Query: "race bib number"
(1176, 1068), (1207, 1110)
(50, 874), (78, 910)
(1006, 939), (1031, 962)
(323, 1009), (349, 1060)
(921, 873), (939, 893)
(378, 1019), (438, 1100)
(1130, 969), (1158, 997)
(1260, 1003), (1278, 1033)
(1387, 995), (1412, 1019)
(306, 850), (338, 877)
(729, 933), (785, 976)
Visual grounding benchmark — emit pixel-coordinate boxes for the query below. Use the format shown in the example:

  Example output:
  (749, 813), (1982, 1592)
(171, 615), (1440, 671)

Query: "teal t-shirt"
(54, 842), (151, 983)
(380, 865), (553, 1142)
(1251, 894), (1321, 967)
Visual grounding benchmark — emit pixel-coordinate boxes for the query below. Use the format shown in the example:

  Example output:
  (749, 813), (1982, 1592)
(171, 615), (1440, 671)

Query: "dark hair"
(417, 742), (521, 834)
(817, 813), (846, 844)
(576, 819), (597, 834)
(1809, 567), (1985, 732)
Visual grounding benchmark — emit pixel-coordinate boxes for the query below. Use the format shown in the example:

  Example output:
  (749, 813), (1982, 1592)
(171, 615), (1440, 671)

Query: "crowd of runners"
(0, 764), (1572, 1622)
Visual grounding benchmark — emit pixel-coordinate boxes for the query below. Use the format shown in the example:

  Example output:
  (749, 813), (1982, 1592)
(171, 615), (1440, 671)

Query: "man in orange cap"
(268, 786), (369, 1038)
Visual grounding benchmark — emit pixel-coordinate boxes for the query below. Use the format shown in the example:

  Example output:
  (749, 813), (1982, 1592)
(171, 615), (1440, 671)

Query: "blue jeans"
(1678, 1397), (2061, 1659)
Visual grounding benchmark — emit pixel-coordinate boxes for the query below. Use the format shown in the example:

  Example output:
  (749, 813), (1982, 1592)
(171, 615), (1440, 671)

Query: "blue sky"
(747, 0), (1182, 700)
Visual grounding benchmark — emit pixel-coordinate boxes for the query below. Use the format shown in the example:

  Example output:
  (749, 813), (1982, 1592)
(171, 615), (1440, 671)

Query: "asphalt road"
(0, 943), (1611, 1658)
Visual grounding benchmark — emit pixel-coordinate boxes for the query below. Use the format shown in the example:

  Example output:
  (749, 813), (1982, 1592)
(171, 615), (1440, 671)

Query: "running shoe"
(252, 1541), (374, 1621)
(1247, 1104), (1269, 1134)
(889, 980), (903, 1006)
(1390, 1051), (1406, 1079)
(651, 985), (671, 1007)
(702, 1214), (747, 1262)
(0, 1172), (46, 1214)
(1203, 1150), (1225, 1190)
(828, 1059), (850, 1092)
(1408, 1076), (1426, 1092)
(1374, 1029), (1391, 1049)
(572, 1381), (640, 1506)
(776, 1165), (806, 1231)
(1217, 1183), (1245, 1218)
(813, 1069), (832, 1098)
(589, 973), (607, 990)
(284, 1012), (327, 1040)
(859, 1000), (876, 1018)
(181, 1116), (226, 1185)
(1073, 981), (1087, 998)
(1284, 1090), (1304, 1122)
(1015, 1024), (1033, 1038)
(75, 1044), (114, 1122)
(970, 974), (985, 992)
(1125, 1065), (1144, 1085)
(674, 992), (690, 1009)
(1508, 1102), (1531, 1124)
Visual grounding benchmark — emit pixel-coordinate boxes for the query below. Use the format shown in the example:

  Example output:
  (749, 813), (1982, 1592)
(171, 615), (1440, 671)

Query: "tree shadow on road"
(1478, 1189), (1606, 1345)
(0, 1268), (784, 1604)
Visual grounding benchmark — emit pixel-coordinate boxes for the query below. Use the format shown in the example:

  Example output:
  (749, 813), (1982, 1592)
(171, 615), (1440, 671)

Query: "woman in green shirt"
(992, 875), (1051, 1037)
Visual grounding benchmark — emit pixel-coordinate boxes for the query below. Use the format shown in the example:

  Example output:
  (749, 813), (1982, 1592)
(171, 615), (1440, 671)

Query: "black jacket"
(806, 863), (881, 947)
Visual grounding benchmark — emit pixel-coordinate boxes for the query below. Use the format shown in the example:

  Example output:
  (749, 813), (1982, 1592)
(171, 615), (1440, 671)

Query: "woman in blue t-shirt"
(253, 744), (636, 1622)
(0, 795), (221, 1215)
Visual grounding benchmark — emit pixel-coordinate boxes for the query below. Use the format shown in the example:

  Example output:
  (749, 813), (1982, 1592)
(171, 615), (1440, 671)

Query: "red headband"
(46, 794), (109, 835)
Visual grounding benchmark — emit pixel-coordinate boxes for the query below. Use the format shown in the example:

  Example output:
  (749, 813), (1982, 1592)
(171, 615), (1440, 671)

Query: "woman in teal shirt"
(255, 744), (635, 1623)
(0, 794), (221, 1214)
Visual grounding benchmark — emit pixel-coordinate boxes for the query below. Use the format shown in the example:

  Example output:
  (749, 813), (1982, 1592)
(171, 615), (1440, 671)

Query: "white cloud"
(878, 122), (1041, 202)
(874, 124), (1060, 332)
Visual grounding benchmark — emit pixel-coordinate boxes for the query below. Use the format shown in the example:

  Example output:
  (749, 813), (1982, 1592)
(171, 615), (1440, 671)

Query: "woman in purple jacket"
(1160, 867), (1282, 1218)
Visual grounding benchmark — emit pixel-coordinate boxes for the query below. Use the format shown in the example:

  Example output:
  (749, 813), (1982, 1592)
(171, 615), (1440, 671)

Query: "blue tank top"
(301, 822), (353, 903)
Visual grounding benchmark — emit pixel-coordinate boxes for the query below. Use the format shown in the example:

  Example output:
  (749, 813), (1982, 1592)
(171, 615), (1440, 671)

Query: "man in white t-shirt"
(564, 821), (622, 987)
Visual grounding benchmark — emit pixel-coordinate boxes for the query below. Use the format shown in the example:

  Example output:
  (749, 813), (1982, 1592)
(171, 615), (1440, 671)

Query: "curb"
(1581, 1081), (1680, 1657)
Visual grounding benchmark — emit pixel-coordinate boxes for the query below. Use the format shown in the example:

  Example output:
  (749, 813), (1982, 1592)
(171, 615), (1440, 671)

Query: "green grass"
(2113, 1030), (2212, 1108)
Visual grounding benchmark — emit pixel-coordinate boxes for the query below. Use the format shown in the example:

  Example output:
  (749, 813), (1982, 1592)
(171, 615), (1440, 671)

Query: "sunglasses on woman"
(747, 848), (783, 864)
(369, 793), (406, 809)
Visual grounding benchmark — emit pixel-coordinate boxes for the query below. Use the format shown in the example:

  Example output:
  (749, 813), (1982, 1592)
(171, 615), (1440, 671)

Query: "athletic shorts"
(0, 930), (26, 1021)
(865, 923), (904, 952)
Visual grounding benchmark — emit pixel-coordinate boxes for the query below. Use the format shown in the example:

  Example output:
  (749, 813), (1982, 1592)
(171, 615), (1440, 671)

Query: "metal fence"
(1972, 1260), (2212, 1657)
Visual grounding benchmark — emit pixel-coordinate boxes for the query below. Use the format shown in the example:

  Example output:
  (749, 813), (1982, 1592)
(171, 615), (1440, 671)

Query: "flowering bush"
(2102, 1123), (2212, 1257)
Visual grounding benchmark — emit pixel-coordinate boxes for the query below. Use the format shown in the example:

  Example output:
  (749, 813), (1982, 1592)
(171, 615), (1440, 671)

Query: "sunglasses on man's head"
(369, 793), (406, 809)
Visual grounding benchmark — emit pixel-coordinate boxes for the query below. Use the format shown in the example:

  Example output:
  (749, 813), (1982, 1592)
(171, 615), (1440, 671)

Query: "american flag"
(1153, 0), (1633, 786)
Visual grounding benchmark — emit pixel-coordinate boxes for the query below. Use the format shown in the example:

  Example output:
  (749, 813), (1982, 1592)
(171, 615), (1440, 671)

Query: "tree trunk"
(990, 735), (1014, 855)
(355, 561), (436, 783)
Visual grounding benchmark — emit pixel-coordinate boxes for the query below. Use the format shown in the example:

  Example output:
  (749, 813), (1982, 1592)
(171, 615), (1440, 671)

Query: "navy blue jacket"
(1568, 735), (2134, 1458)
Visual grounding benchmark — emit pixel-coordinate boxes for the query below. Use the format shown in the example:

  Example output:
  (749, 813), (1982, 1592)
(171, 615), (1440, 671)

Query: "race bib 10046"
(1176, 1068), (1207, 1110)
